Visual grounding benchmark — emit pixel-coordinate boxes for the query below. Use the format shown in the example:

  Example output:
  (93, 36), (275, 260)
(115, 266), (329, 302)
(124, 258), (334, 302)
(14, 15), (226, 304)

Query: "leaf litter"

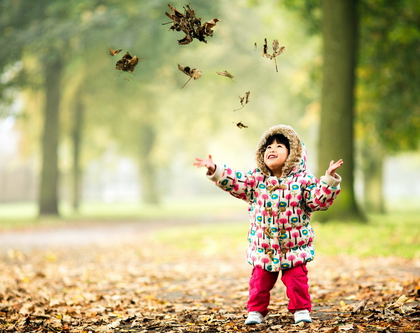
(0, 226), (419, 333)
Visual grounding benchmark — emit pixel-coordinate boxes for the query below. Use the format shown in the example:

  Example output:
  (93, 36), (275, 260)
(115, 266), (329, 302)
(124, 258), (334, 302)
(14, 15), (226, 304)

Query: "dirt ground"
(0, 219), (419, 332)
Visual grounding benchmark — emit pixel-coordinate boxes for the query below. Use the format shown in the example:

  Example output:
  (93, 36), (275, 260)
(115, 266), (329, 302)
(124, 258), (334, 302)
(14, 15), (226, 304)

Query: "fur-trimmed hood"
(255, 124), (306, 178)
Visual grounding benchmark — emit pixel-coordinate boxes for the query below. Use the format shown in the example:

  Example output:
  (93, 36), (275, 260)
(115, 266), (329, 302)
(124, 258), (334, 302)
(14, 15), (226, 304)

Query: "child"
(193, 124), (343, 325)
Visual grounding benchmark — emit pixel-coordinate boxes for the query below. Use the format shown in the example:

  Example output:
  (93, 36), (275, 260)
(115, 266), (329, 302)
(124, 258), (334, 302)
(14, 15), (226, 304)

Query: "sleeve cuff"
(207, 164), (224, 182)
(322, 171), (342, 188)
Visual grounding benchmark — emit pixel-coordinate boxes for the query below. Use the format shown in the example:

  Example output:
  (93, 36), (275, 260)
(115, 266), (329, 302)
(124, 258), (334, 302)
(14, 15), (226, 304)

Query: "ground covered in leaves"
(0, 221), (419, 332)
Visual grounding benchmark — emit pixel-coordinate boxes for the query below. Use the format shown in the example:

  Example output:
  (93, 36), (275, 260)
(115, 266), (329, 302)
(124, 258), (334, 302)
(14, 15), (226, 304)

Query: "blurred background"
(0, 0), (419, 224)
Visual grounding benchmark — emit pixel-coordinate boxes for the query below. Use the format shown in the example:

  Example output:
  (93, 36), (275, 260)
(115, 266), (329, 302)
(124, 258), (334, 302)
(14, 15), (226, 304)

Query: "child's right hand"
(193, 154), (216, 175)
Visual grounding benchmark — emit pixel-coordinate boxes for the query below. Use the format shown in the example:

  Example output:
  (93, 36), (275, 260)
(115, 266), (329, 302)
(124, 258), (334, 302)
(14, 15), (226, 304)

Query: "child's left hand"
(327, 159), (343, 178)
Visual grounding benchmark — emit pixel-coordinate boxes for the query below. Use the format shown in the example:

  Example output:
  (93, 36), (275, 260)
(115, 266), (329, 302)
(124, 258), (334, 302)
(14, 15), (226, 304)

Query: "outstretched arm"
(193, 154), (216, 175)
(327, 159), (343, 178)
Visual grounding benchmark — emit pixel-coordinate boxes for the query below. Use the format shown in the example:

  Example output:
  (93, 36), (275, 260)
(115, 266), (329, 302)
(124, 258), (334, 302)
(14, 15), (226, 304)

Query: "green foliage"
(280, 0), (322, 34)
(358, 0), (420, 152)
(152, 207), (420, 259)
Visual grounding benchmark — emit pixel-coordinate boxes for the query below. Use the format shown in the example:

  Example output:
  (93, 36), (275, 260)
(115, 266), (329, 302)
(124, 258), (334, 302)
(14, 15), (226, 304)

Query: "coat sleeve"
(207, 164), (257, 202)
(302, 171), (342, 212)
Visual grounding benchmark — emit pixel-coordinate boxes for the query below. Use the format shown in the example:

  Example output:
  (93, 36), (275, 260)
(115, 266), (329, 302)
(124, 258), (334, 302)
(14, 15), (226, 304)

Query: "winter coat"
(208, 124), (341, 272)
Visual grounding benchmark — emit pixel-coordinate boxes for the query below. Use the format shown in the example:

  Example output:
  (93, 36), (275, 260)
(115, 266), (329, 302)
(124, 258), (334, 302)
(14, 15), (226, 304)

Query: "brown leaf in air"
(262, 38), (285, 72)
(234, 121), (248, 129)
(164, 4), (219, 45)
(109, 46), (123, 56)
(234, 91), (250, 111)
(115, 52), (146, 74)
(177, 63), (202, 88)
(216, 70), (234, 80)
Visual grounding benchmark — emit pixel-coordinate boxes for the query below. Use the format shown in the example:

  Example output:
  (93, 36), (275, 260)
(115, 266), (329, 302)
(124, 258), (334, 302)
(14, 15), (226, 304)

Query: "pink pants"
(247, 264), (311, 316)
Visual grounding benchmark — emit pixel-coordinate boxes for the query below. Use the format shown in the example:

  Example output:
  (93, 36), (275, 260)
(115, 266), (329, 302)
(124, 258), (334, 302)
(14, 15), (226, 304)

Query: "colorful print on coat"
(208, 125), (342, 272)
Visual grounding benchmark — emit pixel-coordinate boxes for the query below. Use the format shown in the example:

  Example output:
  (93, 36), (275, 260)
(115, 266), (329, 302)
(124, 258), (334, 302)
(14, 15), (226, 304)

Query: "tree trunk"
(361, 142), (385, 214)
(138, 124), (160, 205)
(318, 0), (365, 221)
(72, 86), (84, 211)
(38, 56), (62, 216)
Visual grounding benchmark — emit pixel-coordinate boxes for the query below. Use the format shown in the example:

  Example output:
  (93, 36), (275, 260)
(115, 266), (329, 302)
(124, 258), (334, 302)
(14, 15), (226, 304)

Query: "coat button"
(281, 249), (288, 254)
(265, 207), (272, 213)
(281, 229), (286, 234)
(281, 207), (286, 212)
(281, 185), (287, 189)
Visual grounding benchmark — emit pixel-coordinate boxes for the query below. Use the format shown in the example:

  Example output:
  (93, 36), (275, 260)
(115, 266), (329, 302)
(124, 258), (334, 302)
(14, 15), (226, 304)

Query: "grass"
(150, 204), (420, 260)
(0, 198), (419, 259)
(0, 196), (245, 230)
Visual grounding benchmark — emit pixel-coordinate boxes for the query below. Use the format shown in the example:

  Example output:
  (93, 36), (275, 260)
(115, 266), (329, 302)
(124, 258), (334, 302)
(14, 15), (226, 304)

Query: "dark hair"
(265, 134), (290, 152)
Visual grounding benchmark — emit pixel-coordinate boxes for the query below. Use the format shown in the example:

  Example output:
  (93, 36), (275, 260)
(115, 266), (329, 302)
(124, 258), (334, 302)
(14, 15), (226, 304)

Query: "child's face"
(264, 139), (289, 177)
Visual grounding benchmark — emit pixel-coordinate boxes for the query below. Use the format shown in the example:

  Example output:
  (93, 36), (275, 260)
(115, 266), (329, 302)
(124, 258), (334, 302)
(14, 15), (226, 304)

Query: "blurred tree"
(357, 0), (420, 213)
(282, 0), (420, 218)
(282, 0), (364, 221)
(318, 0), (364, 221)
(0, 0), (176, 211)
(71, 84), (85, 211)
(1, 0), (341, 213)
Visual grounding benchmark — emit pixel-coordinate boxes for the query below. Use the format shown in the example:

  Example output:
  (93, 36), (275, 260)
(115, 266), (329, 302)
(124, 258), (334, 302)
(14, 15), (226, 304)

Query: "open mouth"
(267, 154), (277, 159)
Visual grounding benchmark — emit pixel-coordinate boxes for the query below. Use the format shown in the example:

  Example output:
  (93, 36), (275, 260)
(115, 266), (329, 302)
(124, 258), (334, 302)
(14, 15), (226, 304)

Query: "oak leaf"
(115, 52), (146, 74)
(177, 63), (202, 88)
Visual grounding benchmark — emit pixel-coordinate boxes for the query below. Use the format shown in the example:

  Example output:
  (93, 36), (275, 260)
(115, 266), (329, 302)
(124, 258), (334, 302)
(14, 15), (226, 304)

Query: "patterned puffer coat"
(208, 124), (342, 272)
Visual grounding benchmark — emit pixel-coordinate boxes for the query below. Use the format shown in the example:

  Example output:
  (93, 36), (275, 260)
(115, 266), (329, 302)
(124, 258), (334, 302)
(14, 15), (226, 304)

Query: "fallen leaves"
(0, 228), (419, 333)
(177, 63), (202, 88)
(164, 4), (219, 45)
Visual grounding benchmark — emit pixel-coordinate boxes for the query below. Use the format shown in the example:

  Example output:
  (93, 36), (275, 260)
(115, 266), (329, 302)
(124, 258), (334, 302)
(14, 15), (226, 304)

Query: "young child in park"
(193, 124), (343, 325)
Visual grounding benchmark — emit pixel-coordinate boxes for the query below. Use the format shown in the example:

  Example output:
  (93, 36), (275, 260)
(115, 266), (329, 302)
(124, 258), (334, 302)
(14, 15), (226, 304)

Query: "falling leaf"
(115, 52), (146, 74)
(164, 4), (219, 45)
(109, 46), (123, 56)
(234, 121), (248, 129)
(203, 18), (220, 35)
(262, 38), (285, 72)
(234, 91), (250, 111)
(177, 63), (202, 88)
(216, 70), (234, 80)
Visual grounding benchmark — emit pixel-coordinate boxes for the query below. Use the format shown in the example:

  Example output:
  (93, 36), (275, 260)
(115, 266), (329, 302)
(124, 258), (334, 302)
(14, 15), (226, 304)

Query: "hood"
(255, 124), (307, 177)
